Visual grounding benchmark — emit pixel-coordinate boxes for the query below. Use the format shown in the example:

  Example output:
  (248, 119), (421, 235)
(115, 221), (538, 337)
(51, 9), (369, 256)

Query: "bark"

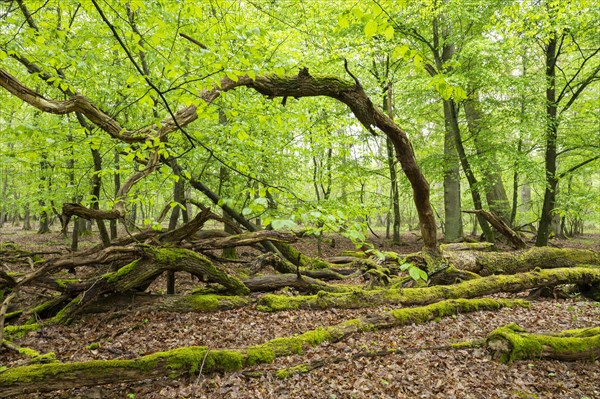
(464, 97), (511, 224)
(537, 35), (559, 247)
(0, 298), (524, 396)
(445, 99), (494, 242)
(463, 209), (526, 249)
(486, 324), (600, 364)
(90, 148), (111, 246)
(442, 100), (464, 242)
(82, 292), (249, 314)
(190, 230), (297, 251)
(384, 83), (401, 244)
(443, 247), (599, 276)
(53, 247), (249, 323)
(243, 274), (344, 293)
(258, 267), (600, 311)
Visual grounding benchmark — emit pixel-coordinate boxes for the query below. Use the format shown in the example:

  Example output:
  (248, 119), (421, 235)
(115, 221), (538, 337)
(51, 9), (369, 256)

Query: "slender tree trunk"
(110, 151), (121, 240)
(22, 203), (32, 230)
(384, 83), (401, 245)
(536, 35), (558, 247)
(37, 153), (50, 234)
(90, 148), (111, 246)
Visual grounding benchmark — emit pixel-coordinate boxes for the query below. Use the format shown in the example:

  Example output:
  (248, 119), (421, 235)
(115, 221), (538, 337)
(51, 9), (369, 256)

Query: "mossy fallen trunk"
(258, 267), (600, 311)
(82, 293), (249, 313)
(243, 274), (349, 293)
(54, 247), (249, 323)
(0, 298), (526, 396)
(486, 324), (600, 363)
(444, 247), (600, 276)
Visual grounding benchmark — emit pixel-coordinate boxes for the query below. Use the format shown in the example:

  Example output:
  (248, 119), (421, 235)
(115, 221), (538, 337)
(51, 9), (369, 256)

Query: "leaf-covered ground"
(1, 227), (599, 398)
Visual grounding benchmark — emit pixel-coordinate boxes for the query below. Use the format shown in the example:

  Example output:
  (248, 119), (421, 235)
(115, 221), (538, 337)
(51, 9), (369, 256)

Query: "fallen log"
(53, 247), (249, 323)
(486, 324), (600, 363)
(242, 274), (348, 293)
(0, 298), (527, 396)
(444, 247), (600, 276)
(82, 292), (249, 313)
(257, 267), (600, 311)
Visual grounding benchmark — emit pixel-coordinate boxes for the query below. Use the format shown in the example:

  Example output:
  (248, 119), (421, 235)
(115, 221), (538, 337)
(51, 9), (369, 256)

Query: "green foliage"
(0, 0), (597, 237)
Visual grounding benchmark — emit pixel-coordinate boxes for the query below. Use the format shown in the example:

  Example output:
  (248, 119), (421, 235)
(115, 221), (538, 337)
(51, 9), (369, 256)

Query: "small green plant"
(127, 393), (135, 399)
(399, 261), (428, 283)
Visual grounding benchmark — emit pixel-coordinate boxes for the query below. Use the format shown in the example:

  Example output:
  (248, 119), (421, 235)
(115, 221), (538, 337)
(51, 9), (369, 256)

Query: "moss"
(487, 323), (600, 363)
(258, 267), (600, 312)
(16, 346), (57, 364)
(3, 323), (39, 339)
(275, 363), (310, 379)
(102, 259), (140, 283)
(55, 279), (81, 288)
(49, 297), (81, 325)
(176, 294), (248, 312)
(309, 258), (330, 270)
(87, 342), (100, 350)
(148, 247), (191, 264)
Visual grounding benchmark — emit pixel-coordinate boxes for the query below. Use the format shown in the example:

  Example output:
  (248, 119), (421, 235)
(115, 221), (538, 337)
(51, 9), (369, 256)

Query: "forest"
(0, 0), (599, 398)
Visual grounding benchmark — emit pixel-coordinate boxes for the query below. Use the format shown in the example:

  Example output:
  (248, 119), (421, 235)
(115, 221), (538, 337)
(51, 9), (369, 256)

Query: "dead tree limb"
(463, 209), (527, 249)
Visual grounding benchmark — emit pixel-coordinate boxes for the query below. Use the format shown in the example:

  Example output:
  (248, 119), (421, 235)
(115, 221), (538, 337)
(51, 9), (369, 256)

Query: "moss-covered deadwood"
(444, 247), (600, 276)
(486, 324), (600, 363)
(258, 267), (600, 311)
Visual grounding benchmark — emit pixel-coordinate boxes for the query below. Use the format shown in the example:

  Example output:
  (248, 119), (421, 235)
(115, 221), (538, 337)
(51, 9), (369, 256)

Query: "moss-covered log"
(444, 247), (600, 276)
(486, 324), (600, 363)
(242, 274), (349, 293)
(258, 267), (600, 311)
(82, 293), (249, 314)
(53, 247), (249, 323)
(0, 298), (526, 396)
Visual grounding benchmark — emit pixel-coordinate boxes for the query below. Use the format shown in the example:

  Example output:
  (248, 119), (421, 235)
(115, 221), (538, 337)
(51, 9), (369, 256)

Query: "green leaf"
(226, 71), (239, 82)
(364, 20), (378, 38)
(339, 15), (349, 29)
(408, 266), (422, 281)
(383, 25), (395, 40)
(392, 44), (410, 60)
(271, 219), (297, 230)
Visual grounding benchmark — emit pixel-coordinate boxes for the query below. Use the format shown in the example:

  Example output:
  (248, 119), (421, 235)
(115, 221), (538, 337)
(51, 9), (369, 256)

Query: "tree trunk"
(90, 148), (111, 246)
(536, 35), (559, 247)
(445, 99), (494, 242)
(258, 267), (600, 311)
(464, 97), (511, 224)
(384, 83), (401, 245)
(110, 150), (120, 240)
(442, 100), (463, 242)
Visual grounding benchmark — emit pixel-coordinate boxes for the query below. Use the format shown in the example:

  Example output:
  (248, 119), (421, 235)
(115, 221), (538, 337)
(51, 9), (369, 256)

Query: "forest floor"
(1, 226), (599, 399)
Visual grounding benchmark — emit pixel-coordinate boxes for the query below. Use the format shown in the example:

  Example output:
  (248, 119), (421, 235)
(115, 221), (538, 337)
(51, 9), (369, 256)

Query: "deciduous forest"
(0, 0), (599, 398)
